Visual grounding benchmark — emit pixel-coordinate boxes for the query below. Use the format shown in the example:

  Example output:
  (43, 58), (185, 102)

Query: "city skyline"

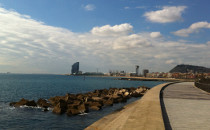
(0, 0), (209, 74)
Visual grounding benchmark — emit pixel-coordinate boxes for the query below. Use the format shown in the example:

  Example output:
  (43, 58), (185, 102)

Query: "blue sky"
(0, 0), (209, 74)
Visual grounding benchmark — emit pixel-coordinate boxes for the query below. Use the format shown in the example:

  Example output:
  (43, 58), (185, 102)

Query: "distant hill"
(169, 64), (210, 73)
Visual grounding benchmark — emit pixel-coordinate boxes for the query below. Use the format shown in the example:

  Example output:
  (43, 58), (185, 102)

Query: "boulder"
(119, 89), (126, 93)
(86, 92), (94, 97)
(90, 101), (102, 107)
(100, 89), (108, 95)
(141, 87), (149, 93)
(66, 93), (77, 101)
(91, 92), (99, 97)
(52, 99), (67, 114)
(37, 98), (51, 108)
(124, 92), (129, 97)
(135, 88), (143, 93)
(14, 98), (29, 107)
(83, 96), (88, 103)
(67, 104), (78, 109)
(91, 97), (103, 102)
(48, 96), (64, 106)
(117, 94), (128, 103)
(66, 108), (81, 116)
(77, 103), (87, 113)
(9, 102), (17, 106)
(66, 99), (74, 104)
(103, 99), (113, 106)
(64, 93), (71, 101)
(76, 94), (84, 101)
(131, 92), (143, 97)
(66, 103), (88, 116)
(89, 106), (101, 111)
(98, 93), (107, 98)
(128, 87), (136, 93)
(73, 100), (82, 106)
(112, 95), (121, 103)
(86, 101), (103, 110)
(26, 100), (37, 107)
(103, 95), (111, 100)
(108, 88), (119, 95)
(11, 98), (37, 107)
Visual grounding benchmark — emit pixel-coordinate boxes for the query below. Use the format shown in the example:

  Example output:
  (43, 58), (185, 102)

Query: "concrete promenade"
(163, 82), (210, 130)
(86, 83), (171, 130)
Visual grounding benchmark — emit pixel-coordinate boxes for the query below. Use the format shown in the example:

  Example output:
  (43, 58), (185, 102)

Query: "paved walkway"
(163, 82), (210, 130)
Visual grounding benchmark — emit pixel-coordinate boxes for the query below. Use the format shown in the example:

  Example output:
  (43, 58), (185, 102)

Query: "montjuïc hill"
(170, 64), (210, 73)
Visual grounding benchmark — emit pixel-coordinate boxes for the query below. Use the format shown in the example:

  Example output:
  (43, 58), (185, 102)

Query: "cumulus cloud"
(113, 34), (151, 50)
(172, 21), (210, 37)
(91, 23), (133, 36)
(0, 7), (209, 73)
(84, 4), (95, 11)
(144, 6), (186, 23)
(150, 32), (162, 38)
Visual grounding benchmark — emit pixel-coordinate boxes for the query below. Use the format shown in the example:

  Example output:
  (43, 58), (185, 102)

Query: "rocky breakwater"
(10, 86), (149, 116)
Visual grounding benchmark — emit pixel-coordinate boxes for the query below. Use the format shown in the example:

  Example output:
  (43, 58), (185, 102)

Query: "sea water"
(0, 74), (165, 129)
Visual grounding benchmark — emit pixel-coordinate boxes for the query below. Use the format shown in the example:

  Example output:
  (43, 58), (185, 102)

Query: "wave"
(79, 112), (88, 116)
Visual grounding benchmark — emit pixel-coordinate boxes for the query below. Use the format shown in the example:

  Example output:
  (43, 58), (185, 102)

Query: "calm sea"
(0, 74), (165, 129)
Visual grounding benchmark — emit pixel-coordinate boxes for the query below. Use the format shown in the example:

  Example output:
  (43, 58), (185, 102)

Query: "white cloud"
(144, 6), (186, 23)
(113, 34), (151, 50)
(154, 54), (168, 59)
(173, 21), (210, 37)
(91, 23), (133, 36)
(124, 7), (130, 10)
(166, 59), (175, 64)
(84, 4), (95, 11)
(0, 7), (210, 73)
(150, 32), (162, 38)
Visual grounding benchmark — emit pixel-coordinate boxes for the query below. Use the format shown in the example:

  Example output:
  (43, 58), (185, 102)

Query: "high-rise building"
(71, 62), (79, 75)
(143, 69), (149, 77)
(136, 65), (139, 76)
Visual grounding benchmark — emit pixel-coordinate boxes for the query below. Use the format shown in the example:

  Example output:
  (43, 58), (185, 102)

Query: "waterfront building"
(143, 69), (149, 77)
(71, 62), (79, 75)
(136, 65), (139, 76)
(146, 71), (210, 79)
(130, 72), (137, 77)
(120, 71), (126, 76)
(109, 70), (126, 76)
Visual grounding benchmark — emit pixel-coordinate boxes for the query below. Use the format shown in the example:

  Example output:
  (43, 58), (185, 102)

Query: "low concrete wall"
(195, 82), (210, 93)
(85, 83), (171, 130)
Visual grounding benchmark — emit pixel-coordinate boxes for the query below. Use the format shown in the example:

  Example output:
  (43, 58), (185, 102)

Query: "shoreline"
(10, 86), (150, 116)
(117, 77), (194, 82)
(81, 75), (195, 82)
(85, 82), (173, 130)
